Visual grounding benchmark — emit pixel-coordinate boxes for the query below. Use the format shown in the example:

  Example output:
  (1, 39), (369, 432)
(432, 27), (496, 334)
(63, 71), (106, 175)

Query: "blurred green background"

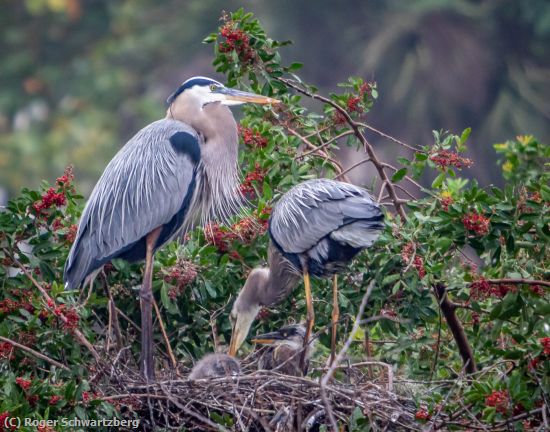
(1, 0), (549, 203)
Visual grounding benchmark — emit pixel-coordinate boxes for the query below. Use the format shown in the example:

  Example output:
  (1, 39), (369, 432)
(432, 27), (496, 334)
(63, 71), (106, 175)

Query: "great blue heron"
(188, 353), (241, 380)
(228, 179), (384, 367)
(63, 76), (279, 380)
(252, 323), (315, 377)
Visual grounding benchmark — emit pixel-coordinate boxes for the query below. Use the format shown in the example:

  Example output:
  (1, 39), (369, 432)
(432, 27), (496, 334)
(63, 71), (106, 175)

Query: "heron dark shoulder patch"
(169, 132), (200, 163)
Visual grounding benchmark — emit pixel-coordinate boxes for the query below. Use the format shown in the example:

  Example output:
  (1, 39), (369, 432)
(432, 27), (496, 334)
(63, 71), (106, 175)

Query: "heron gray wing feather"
(270, 179), (381, 254)
(65, 119), (199, 288)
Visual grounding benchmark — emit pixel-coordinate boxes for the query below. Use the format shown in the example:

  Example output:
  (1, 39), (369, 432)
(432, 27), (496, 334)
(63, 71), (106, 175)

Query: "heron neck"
(261, 244), (301, 306)
(166, 101), (243, 225)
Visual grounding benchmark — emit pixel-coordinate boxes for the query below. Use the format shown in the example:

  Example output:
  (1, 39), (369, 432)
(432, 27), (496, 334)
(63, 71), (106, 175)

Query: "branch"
(320, 280), (376, 432)
(0, 335), (70, 371)
(357, 122), (424, 153)
(8, 252), (100, 362)
(285, 126), (350, 182)
(296, 130), (354, 159)
(486, 278), (550, 288)
(278, 78), (407, 219)
(434, 284), (477, 374)
(334, 157), (371, 180)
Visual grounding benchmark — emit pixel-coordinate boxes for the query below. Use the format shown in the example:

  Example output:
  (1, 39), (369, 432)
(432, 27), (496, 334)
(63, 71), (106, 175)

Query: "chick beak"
(250, 330), (283, 345)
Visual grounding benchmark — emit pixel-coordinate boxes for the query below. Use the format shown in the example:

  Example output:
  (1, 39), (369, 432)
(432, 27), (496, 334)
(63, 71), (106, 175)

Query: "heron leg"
(140, 227), (162, 381)
(330, 274), (339, 366)
(300, 269), (314, 372)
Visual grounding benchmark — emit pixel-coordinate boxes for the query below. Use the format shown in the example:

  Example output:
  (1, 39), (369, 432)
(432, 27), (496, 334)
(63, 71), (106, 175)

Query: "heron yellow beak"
(220, 88), (280, 105)
(251, 330), (283, 345)
(228, 326), (243, 357)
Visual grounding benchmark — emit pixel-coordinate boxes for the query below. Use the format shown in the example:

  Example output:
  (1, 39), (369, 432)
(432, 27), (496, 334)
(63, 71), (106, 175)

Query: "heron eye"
(210, 84), (217, 91)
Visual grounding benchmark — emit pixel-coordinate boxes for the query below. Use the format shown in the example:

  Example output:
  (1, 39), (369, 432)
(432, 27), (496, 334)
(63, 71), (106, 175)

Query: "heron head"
(251, 323), (306, 347)
(228, 268), (269, 356)
(167, 76), (280, 108)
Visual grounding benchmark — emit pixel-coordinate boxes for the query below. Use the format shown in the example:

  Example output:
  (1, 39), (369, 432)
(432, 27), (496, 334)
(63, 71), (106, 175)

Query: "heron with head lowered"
(63, 76), (279, 380)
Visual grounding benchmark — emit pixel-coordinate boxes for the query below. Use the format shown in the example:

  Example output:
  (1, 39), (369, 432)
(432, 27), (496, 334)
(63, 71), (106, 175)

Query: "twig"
(430, 364), (468, 431)
(153, 299), (178, 370)
(357, 122), (424, 153)
(285, 126), (349, 182)
(486, 278), (550, 288)
(297, 130), (354, 159)
(0, 336), (70, 371)
(278, 78), (407, 219)
(494, 408), (543, 428)
(335, 157), (372, 180)
(430, 307), (443, 381)
(8, 253), (100, 361)
(320, 280), (376, 432)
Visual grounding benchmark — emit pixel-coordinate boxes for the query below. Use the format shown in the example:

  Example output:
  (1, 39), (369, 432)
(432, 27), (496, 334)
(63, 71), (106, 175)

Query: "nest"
(99, 355), (428, 432)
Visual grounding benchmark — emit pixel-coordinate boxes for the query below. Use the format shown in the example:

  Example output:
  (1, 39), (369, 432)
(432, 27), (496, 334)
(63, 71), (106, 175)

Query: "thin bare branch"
(0, 335), (70, 371)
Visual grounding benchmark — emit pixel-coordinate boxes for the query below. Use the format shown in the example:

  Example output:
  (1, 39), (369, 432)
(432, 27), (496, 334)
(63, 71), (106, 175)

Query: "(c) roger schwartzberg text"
(6, 417), (140, 429)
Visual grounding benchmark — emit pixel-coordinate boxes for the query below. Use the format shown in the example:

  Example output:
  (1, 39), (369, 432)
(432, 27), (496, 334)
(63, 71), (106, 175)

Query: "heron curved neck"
(250, 244), (300, 307)
(166, 98), (242, 225)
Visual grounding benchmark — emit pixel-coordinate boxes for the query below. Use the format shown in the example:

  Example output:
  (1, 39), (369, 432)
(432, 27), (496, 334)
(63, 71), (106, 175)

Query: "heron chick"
(252, 324), (315, 377)
(189, 353), (241, 380)
(229, 179), (384, 368)
(63, 76), (279, 380)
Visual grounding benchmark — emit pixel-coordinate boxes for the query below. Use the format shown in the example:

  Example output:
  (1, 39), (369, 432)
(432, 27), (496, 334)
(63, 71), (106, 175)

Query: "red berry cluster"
(82, 391), (91, 403)
(205, 223), (237, 253)
(542, 337), (550, 356)
(205, 210), (268, 255)
(0, 341), (13, 360)
(240, 163), (266, 197)
(219, 22), (255, 63)
(66, 224), (78, 243)
(32, 187), (66, 214)
(415, 408), (430, 421)
(485, 390), (509, 415)
(470, 278), (517, 299)
(333, 82), (373, 125)
(51, 218), (78, 244)
(430, 150), (473, 170)
(380, 307), (397, 318)
(0, 298), (20, 315)
(62, 308), (80, 331)
(32, 166), (75, 217)
(233, 216), (261, 244)
(0, 411), (16, 431)
(256, 307), (270, 321)
(163, 260), (198, 300)
(346, 82), (372, 114)
(49, 395), (61, 405)
(462, 211), (490, 236)
(401, 242), (426, 279)
(239, 125), (268, 148)
(529, 284), (544, 296)
(440, 196), (453, 211)
(16, 376), (32, 390)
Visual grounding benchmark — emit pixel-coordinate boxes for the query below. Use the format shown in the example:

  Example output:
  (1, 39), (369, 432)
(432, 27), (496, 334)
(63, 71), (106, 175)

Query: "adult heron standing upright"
(228, 179), (384, 365)
(63, 76), (279, 380)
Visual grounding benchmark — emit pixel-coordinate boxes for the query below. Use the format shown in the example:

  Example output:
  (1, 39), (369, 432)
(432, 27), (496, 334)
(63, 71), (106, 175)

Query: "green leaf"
(434, 237), (452, 251)
(432, 172), (446, 189)
(460, 127), (471, 144)
(391, 168), (407, 183)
